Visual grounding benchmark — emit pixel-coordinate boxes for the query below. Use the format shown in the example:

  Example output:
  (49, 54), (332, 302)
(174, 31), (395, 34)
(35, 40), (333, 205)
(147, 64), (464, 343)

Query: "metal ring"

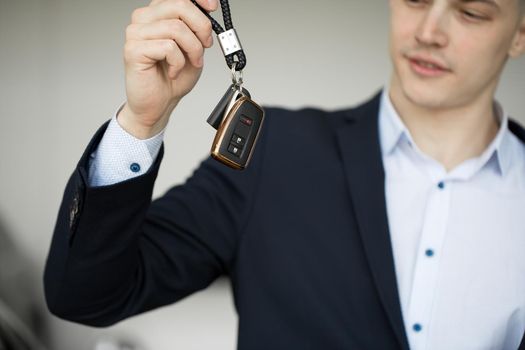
(231, 61), (243, 88)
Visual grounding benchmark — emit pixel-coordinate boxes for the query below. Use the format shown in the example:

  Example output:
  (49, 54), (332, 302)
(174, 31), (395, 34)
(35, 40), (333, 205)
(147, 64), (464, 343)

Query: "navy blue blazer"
(44, 92), (525, 349)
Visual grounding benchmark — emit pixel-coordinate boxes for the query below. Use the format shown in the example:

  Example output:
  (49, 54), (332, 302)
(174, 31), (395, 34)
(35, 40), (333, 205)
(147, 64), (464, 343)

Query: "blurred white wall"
(0, 0), (523, 349)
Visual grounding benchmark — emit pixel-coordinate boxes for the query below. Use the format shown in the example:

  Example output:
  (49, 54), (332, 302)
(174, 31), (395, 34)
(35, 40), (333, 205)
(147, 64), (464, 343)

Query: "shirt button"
(425, 249), (434, 257)
(437, 181), (445, 189)
(413, 323), (423, 332)
(130, 163), (141, 173)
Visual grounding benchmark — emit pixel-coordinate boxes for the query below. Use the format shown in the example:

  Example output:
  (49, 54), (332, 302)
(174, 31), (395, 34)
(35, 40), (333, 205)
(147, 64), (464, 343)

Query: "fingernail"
(197, 56), (204, 67)
(206, 35), (213, 47)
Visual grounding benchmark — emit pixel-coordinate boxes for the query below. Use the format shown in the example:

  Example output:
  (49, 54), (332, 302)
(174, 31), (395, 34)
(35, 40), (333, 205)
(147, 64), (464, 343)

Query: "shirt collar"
(379, 90), (408, 157)
(378, 90), (512, 177)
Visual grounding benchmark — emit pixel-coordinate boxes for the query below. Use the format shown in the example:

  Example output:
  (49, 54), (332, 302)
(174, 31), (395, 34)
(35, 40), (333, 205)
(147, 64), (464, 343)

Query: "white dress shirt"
(380, 91), (525, 350)
(88, 104), (164, 187)
(89, 93), (525, 349)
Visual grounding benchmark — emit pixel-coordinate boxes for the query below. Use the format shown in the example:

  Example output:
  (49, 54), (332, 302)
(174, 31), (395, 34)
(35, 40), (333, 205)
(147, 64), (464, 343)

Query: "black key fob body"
(211, 96), (264, 170)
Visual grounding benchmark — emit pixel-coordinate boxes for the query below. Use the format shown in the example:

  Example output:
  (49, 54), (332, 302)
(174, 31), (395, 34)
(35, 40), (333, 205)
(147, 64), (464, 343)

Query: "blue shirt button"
(437, 181), (445, 189)
(130, 163), (141, 173)
(425, 249), (434, 257)
(413, 323), (423, 332)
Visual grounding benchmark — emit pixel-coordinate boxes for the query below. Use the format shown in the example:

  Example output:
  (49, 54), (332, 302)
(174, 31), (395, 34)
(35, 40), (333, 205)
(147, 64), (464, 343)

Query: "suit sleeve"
(43, 115), (268, 327)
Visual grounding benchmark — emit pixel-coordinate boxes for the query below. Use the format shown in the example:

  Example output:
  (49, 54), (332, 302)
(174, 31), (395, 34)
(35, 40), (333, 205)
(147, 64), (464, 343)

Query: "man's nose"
(415, 9), (449, 48)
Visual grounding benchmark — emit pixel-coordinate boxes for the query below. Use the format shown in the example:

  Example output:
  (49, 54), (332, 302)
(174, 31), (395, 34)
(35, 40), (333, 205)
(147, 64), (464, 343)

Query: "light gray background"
(0, 0), (524, 349)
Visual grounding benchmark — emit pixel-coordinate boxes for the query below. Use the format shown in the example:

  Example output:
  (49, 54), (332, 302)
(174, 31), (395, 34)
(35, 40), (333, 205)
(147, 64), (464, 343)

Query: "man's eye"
(460, 9), (489, 21)
(405, 0), (429, 6)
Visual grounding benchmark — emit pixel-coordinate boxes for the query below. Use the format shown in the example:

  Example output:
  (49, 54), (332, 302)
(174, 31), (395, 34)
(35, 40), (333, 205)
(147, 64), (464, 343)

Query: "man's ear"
(509, 15), (525, 58)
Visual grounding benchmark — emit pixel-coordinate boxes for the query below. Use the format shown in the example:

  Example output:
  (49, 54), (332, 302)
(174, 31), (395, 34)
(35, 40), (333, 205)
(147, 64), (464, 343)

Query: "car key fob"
(210, 96), (264, 170)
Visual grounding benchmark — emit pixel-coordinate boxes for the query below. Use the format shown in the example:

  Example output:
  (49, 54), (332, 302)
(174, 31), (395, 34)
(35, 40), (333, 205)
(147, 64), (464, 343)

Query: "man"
(44, 0), (525, 349)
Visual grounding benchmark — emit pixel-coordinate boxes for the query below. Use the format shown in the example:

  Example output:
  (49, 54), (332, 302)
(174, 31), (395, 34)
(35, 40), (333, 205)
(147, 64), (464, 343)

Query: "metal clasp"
(231, 62), (243, 89)
(218, 28), (243, 57)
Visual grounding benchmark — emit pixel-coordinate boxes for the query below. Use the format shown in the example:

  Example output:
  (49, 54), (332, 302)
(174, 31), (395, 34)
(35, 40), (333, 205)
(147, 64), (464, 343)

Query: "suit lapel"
(334, 92), (410, 350)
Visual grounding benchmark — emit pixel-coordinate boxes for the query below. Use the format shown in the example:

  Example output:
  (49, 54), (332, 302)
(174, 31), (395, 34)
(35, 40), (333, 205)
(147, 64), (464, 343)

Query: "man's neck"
(388, 88), (500, 172)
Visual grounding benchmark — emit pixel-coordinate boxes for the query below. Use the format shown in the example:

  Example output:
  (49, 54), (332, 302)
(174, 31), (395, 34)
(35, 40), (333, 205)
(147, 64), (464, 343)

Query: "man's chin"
(401, 85), (456, 111)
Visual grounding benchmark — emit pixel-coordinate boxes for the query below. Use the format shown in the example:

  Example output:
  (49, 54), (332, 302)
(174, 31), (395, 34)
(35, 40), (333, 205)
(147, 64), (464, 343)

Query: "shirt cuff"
(88, 104), (165, 187)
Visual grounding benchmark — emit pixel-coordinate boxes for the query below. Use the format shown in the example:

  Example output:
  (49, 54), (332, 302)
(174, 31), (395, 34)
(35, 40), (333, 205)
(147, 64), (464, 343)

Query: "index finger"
(135, 0), (215, 44)
(150, 0), (218, 12)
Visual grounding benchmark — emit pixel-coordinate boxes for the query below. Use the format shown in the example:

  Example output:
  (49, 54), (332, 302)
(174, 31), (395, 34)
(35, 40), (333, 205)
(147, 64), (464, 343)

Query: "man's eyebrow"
(458, 0), (501, 9)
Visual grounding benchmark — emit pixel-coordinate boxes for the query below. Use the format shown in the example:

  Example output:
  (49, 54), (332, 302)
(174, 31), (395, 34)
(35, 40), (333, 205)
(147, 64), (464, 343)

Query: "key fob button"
(231, 134), (245, 147)
(240, 115), (253, 126)
(228, 143), (241, 157)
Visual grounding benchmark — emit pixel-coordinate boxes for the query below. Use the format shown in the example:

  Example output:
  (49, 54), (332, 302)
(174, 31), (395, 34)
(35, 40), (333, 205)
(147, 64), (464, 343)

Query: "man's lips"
(406, 54), (451, 77)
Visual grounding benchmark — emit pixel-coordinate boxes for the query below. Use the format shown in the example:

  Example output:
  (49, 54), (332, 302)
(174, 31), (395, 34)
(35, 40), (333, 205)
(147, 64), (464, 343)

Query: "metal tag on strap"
(218, 28), (243, 57)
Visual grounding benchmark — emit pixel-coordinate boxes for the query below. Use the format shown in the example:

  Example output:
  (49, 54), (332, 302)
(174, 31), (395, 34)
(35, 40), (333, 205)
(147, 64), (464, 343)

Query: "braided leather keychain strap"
(191, 0), (247, 71)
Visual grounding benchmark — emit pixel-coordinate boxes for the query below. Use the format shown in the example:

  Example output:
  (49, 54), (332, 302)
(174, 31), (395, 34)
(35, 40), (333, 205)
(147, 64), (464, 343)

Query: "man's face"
(389, 0), (525, 110)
